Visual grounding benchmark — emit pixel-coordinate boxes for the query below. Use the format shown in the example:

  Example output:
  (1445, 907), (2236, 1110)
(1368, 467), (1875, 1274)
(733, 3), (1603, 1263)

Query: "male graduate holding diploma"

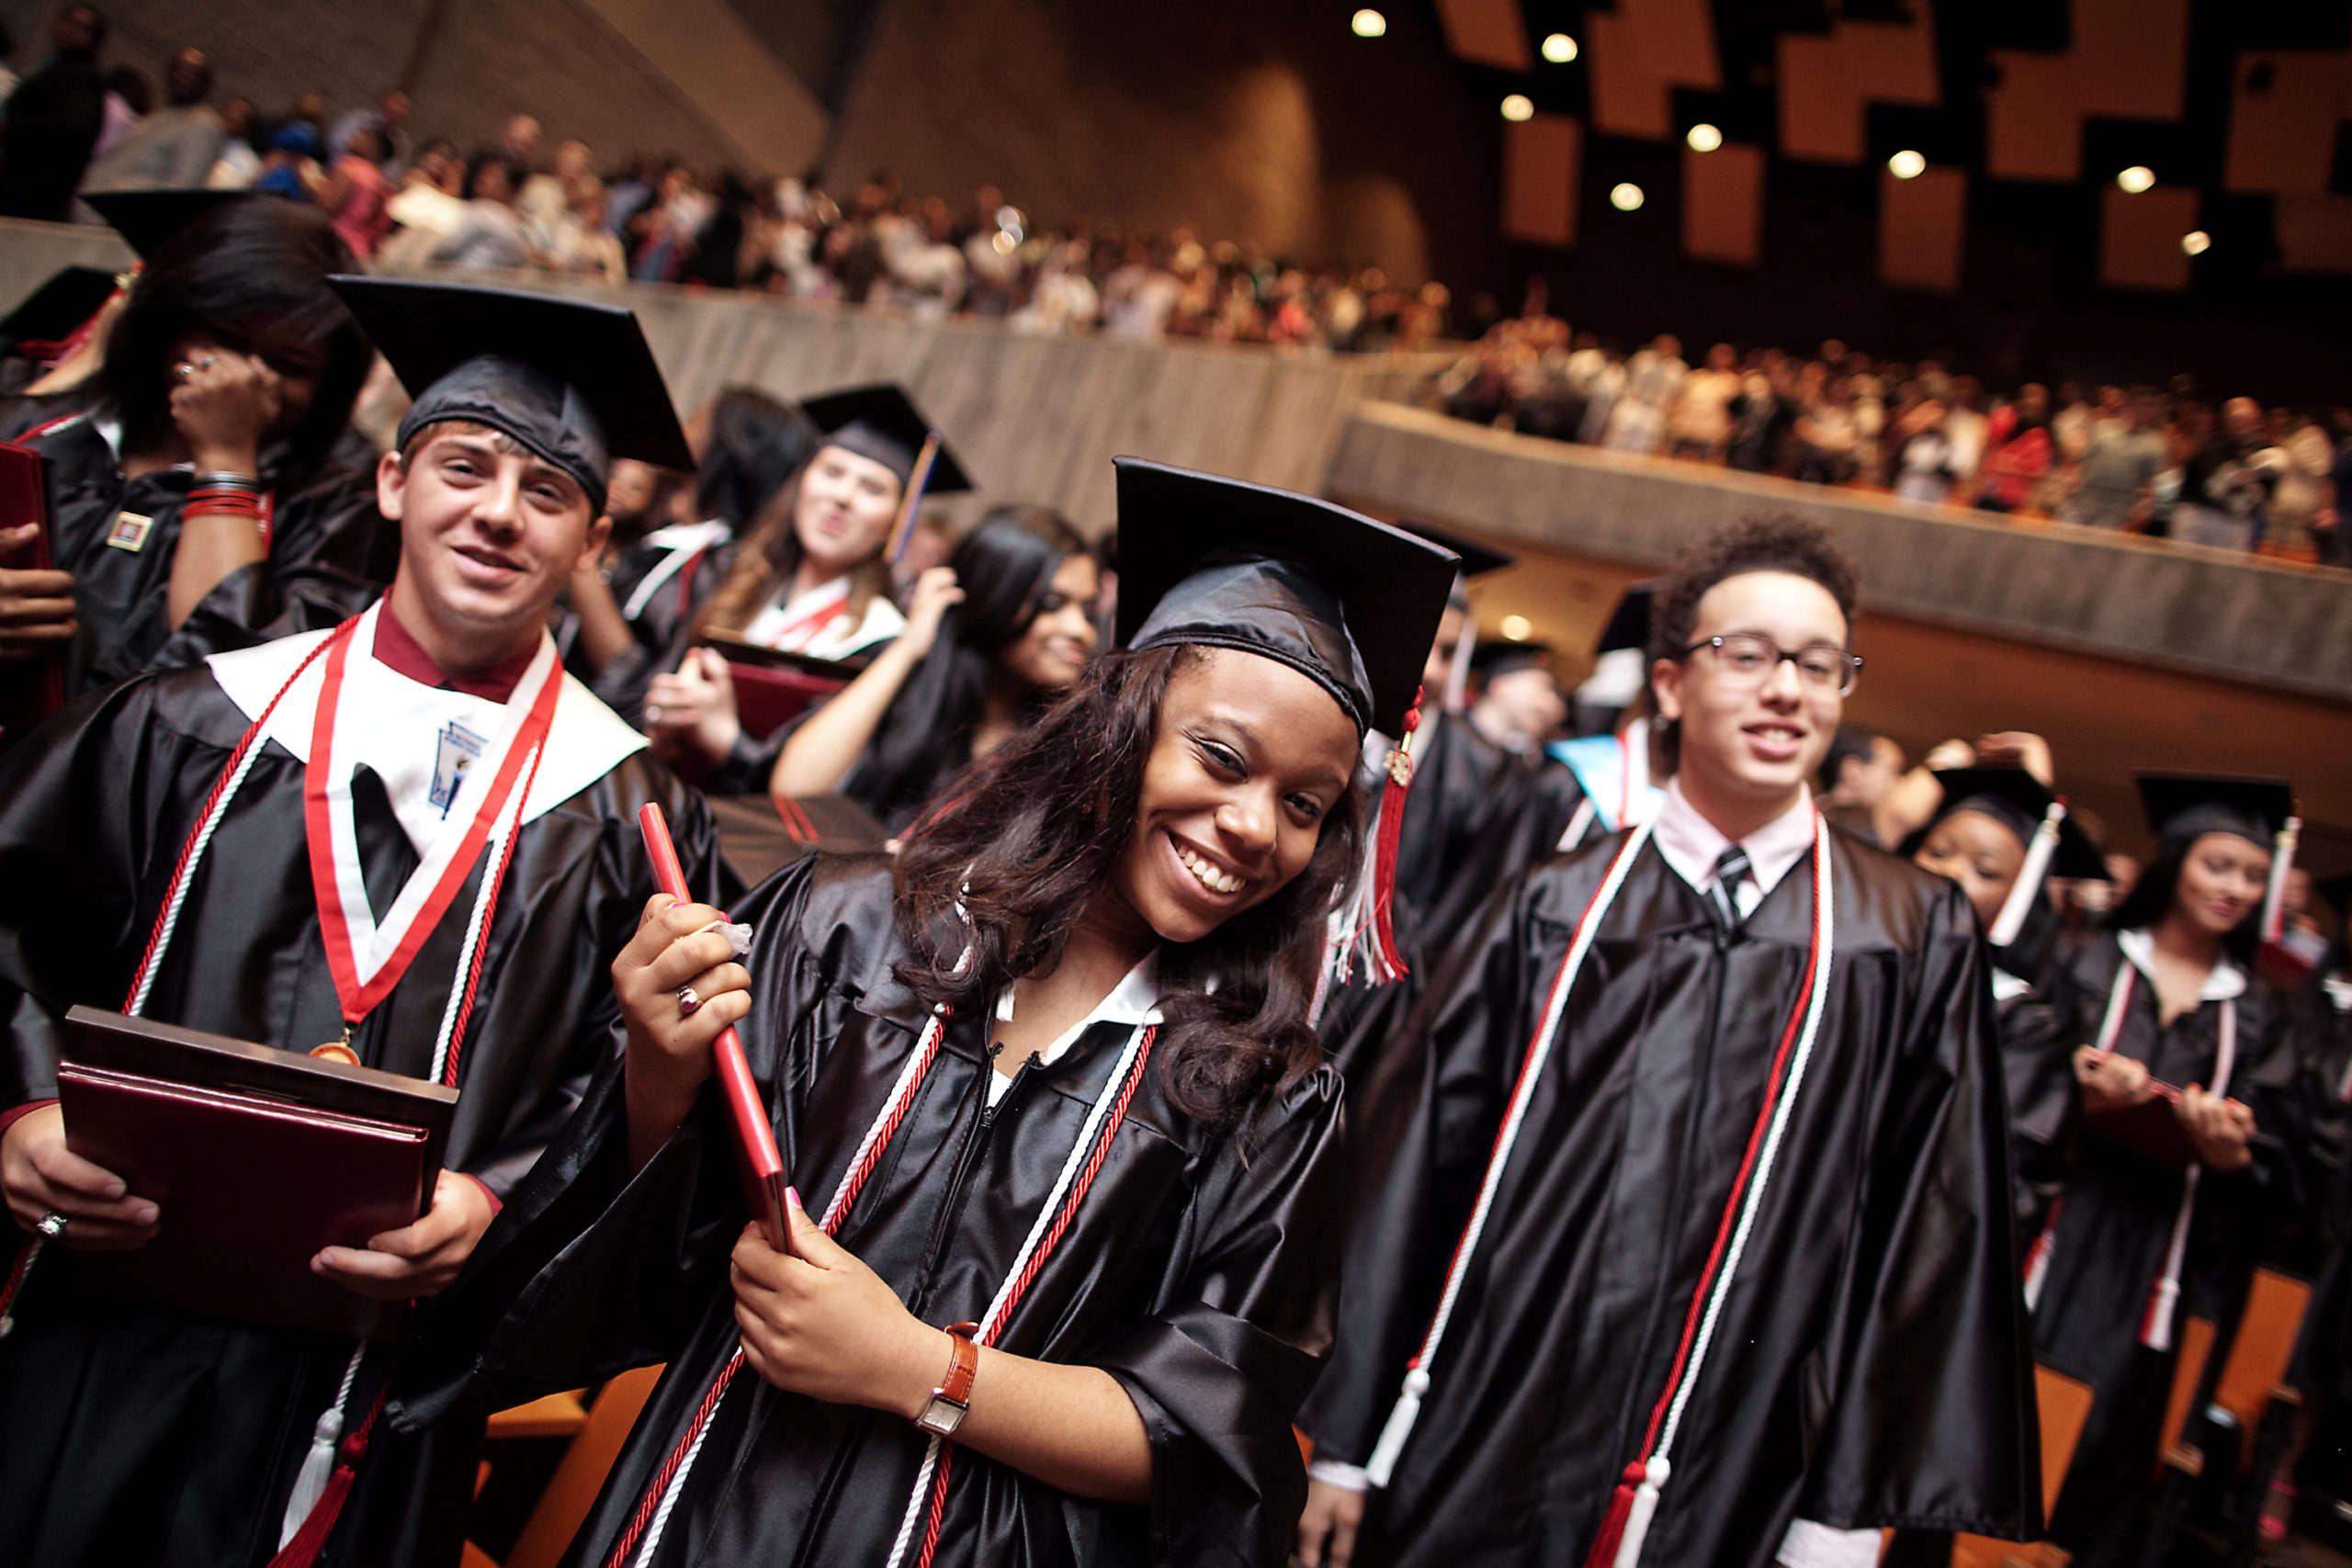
(1296, 515), (2037, 1568)
(0, 278), (722, 1568)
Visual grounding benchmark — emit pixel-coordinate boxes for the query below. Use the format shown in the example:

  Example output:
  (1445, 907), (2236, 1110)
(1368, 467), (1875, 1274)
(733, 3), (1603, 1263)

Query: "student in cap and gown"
(565, 387), (820, 724)
(2028, 773), (2312, 1567)
(390, 459), (1457, 1568)
(639, 384), (972, 784)
(1297, 515), (2036, 1568)
(0, 189), (393, 704)
(0, 277), (723, 1568)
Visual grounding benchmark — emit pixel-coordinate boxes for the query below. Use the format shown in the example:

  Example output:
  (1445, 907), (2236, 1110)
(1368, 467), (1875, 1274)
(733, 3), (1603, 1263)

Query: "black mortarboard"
(1473, 639), (1555, 680)
(326, 276), (694, 513)
(1914, 768), (2108, 882)
(1595, 581), (1661, 657)
(798, 384), (972, 494)
(1113, 457), (1456, 737)
(1399, 521), (1513, 578)
(2134, 773), (2293, 850)
(0, 265), (119, 344)
(84, 187), (252, 260)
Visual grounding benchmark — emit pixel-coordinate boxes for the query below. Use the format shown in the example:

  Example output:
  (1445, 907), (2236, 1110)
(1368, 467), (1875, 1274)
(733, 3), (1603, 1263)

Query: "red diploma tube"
(637, 803), (791, 1251)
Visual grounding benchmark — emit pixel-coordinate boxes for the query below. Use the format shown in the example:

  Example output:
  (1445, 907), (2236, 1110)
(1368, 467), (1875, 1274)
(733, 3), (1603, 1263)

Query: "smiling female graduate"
(2027, 773), (2314, 1568)
(389, 458), (1459, 1568)
(1295, 515), (2036, 1568)
(0, 278), (722, 1568)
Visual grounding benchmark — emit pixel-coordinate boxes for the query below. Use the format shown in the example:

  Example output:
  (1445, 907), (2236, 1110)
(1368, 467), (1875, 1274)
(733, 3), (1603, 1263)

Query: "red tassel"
(1367, 689), (1424, 981)
(266, 1383), (387, 1568)
(1581, 1461), (1647, 1568)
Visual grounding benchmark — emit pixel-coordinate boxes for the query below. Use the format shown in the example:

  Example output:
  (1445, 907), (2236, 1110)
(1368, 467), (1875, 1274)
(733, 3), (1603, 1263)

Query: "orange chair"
(466, 1365), (666, 1568)
(1947, 1362), (2098, 1568)
(2154, 1269), (2312, 1482)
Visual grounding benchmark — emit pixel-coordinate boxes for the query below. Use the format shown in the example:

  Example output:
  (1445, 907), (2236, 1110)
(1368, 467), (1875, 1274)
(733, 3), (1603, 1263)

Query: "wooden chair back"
(498, 1364), (667, 1568)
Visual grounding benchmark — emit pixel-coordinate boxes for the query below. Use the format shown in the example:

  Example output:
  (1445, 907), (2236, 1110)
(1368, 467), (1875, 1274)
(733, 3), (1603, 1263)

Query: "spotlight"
(2117, 165), (2155, 194)
(1351, 8), (1386, 38)
(1686, 123), (1722, 152)
(2181, 230), (2211, 255)
(1501, 94), (1534, 122)
(1886, 150), (1926, 180)
(1542, 32), (1577, 62)
(1610, 182), (1645, 211)
(1500, 615), (1532, 641)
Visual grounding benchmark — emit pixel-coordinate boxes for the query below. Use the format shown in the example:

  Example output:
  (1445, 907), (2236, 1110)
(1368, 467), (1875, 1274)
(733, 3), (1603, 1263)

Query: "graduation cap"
(799, 384), (972, 561)
(0, 265), (120, 347)
(1908, 767), (2107, 948)
(1398, 520), (1514, 580)
(1114, 457), (1456, 739)
(83, 187), (253, 260)
(1114, 457), (1458, 987)
(2135, 771), (2301, 944)
(326, 276), (694, 513)
(1595, 581), (1660, 657)
(1472, 639), (1555, 682)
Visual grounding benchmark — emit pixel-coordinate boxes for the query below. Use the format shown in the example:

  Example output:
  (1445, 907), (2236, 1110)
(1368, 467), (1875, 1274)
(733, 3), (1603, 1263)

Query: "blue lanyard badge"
(431, 720), (490, 818)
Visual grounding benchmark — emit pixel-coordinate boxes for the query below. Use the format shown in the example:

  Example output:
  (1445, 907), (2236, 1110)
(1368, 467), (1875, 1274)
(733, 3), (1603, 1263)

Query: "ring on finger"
(36, 1210), (67, 1239)
(174, 361), (196, 381)
(678, 985), (702, 1016)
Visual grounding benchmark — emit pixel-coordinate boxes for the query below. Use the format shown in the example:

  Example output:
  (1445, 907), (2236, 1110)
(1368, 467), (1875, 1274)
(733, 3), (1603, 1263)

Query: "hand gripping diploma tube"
(638, 803), (791, 1252)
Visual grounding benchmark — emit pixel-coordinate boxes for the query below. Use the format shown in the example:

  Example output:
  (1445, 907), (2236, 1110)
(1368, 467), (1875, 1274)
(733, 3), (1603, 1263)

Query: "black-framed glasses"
(1679, 634), (1862, 695)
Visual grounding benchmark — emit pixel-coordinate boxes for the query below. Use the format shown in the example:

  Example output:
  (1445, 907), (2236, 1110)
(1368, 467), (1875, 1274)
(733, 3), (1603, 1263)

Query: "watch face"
(918, 1395), (967, 1438)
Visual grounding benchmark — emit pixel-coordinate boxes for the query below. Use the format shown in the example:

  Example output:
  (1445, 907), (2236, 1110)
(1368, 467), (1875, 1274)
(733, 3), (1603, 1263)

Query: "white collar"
(639, 517), (731, 552)
(987, 952), (1162, 1104)
(205, 611), (648, 828)
(2325, 974), (2352, 1013)
(1651, 778), (1816, 898)
(2116, 927), (2247, 1002)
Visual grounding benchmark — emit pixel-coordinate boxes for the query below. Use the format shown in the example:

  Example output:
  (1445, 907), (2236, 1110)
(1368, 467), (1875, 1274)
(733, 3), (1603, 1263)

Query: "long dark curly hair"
(97, 195), (369, 495)
(892, 644), (1363, 1125)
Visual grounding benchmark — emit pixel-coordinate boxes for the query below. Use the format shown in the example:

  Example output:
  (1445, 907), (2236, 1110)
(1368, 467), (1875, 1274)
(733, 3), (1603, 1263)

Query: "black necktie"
(1711, 844), (1752, 930)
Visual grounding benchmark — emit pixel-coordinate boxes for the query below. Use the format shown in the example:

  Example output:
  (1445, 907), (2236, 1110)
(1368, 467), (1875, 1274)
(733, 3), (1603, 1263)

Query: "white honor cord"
(878, 1018), (1156, 1568)
(631, 1378), (731, 1568)
(1363, 820), (1657, 1487)
(127, 728), (277, 1017)
(1987, 801), (2064, 950)
(1622, 818), (1838, 1568)
(2143, 997), (2235, 1353)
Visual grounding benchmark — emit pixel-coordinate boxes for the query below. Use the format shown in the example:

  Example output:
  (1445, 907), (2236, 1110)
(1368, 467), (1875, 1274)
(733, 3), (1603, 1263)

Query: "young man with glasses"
(1296, 515), (2036, 1568)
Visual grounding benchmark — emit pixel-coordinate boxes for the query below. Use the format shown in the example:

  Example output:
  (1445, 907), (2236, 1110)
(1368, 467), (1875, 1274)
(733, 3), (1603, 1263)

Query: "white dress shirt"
(1649, 777), (1817, 919)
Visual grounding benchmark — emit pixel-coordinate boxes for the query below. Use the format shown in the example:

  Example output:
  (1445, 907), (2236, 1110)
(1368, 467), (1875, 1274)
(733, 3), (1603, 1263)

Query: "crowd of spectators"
(1437, 310), (2350, 561)
(0, 15), (1451, 354)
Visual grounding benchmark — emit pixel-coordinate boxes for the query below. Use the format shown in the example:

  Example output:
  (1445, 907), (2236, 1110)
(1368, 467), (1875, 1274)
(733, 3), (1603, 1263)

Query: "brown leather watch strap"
(937, 1320), (981, 1407)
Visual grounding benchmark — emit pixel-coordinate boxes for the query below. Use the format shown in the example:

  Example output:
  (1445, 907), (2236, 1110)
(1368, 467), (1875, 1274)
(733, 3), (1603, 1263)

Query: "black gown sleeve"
(1999, 980), (2082, 1237)
(1792, 883), (2041, 1538)
(1091, 1066), (1349, 1568)
(1298, 867), (1544, 1466)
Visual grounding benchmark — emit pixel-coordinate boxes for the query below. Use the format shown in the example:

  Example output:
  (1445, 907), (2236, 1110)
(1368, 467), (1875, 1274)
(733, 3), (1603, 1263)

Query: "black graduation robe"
(2030, 931), (2308, 1568)
(1387, 714), (1584, 951)
(571, 529), (732, 728)
(0, 649), (721, 1568)
(1994, 967), (2080, 1241)
(1, 398), (396, 699)
(393, 853), (1347, 1568)
(1300, 829), (2039, 1567)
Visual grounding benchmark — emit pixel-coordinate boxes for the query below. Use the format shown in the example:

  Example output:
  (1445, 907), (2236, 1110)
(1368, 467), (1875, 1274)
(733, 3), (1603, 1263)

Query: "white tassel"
(280, 1342), (367, 1546)
(1363, 1367), (1429, 1487)
(1611, 1455), (1672, 1568)
(2143, 1277), (2181, 1353)
(2261, 817), (2301, 942)
(1989, 801), (2064, 948)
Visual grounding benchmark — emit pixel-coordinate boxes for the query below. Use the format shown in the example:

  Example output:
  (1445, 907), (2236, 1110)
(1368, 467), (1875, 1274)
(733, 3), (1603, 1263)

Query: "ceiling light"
(1500, 615), (1532, 640)
(1686, 123), (1722, 152)
(1351, 8), (1386, 38)
(1542, 33), (1577, 62)
(2182, 229), (2211, 255)
(1501, 94), (1534, 122)
(1610, 182), (1645, 211)
(2117, 165), (2155, 194)
(1886, 149), (1926, 180)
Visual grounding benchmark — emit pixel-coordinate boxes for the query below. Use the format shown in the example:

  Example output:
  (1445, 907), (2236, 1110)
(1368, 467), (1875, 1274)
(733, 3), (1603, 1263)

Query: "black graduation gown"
(1300, 831), (2038, 1567)
(1387, 714), (1584, 951)
(394, 854), (1348, 1568)
(2030, 932), (2307, 1568)
(572, 534), (732, 728)
(1996, 969), (2080, 1241)
(1, 400), (396, 698)
(0, 660), (722, 1568)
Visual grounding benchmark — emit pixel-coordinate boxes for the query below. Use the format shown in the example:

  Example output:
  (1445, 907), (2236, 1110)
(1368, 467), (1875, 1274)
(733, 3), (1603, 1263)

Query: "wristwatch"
(913, 1321), (981, 1438)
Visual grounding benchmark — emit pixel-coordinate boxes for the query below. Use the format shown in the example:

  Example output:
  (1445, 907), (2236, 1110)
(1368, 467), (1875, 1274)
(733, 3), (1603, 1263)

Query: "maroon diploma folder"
(700, 630), (860, 739)
(2083, 1077), (2201, 1171)
(56, 1007), (460, 1341)
(0, 439), (66, 738)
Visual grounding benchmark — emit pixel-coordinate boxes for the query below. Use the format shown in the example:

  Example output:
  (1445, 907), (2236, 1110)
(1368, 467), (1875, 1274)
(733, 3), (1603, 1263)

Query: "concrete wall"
(1324, 401), (2352, 705)
(0, 0), (828, 174)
